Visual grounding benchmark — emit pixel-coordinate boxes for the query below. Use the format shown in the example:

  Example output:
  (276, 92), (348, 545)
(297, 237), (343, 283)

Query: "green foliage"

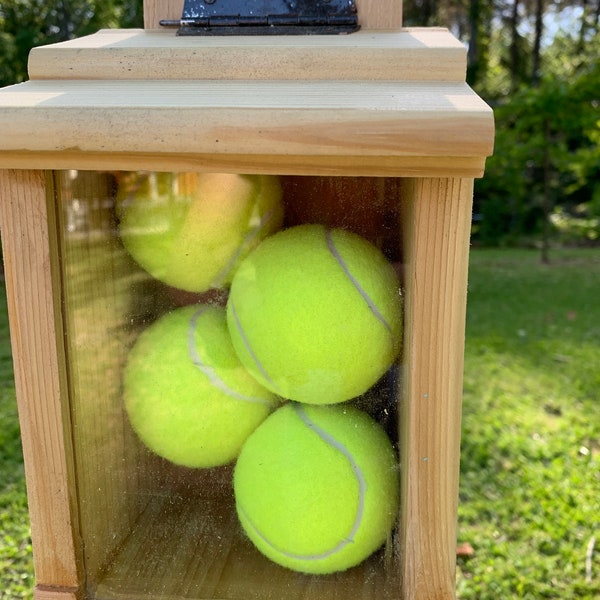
(401, 1), (600, 248)
(551, 205), (600, 245)
(0, 0), (144, 86)
(474, 32), (600, 247)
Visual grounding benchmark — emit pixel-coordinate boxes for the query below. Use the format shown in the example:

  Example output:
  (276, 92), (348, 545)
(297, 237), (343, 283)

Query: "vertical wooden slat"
(143, 0), (182, 28)
(142, 0), (402, 29)
(0, 170), (82, 596)
(359, 0), (403, 29)
(399, 177), (473, 600)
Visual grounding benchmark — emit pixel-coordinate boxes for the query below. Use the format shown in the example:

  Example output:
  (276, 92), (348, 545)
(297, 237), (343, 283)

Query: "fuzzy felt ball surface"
(227, 224), (402, 404)
(234, 403), (400, 574)
(123, 304), (279, 468)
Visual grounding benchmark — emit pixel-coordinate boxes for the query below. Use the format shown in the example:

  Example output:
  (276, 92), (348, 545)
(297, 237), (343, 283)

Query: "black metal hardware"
(160, 0), (359, 35)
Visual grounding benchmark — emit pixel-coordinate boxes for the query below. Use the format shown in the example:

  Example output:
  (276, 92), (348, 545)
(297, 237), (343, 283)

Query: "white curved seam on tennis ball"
(325, 229), (396, 343)
(210, 207), (278, 289)
(228, 301), (284, 396)
(187, 306), (274, 406)
(239, 403), (367, 561)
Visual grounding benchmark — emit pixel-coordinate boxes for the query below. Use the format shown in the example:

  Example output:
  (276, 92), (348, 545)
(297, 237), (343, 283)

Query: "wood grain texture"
(27, 29), (465, 82)
(0, 80), (494, 164)
(34, 587), (80, 600)
(49, 171), (164, 590)
(142, 0), (402, 30)
(0, 170), (82, 591)
(0, 151), (487, 178)
(95, 488), (400, 599)
(399, 178), (474, 600)
(143, 0), (182, 28)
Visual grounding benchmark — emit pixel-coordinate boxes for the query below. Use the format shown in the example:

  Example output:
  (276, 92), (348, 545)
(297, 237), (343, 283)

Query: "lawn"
(0, 247), (599, 598)
(458, 248), (600, 598)
(0, 276), (33, 596)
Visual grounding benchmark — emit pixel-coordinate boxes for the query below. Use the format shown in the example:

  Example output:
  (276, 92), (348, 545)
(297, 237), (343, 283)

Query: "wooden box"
(0, 2), (494, 599)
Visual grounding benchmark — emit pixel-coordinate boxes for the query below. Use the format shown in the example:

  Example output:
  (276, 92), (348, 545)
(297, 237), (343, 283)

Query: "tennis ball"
(123, 304), (279, 468)
(117, 172), (284, 293)
(227, 224), (402, 404)
(234, 402), (399, 574)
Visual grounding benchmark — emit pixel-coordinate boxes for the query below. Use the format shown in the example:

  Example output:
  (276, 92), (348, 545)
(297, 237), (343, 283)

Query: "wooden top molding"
(0, 79), (492, 153)
(28, 28), (467, 82)
(0, 28), (494, 176)
(0, 79), (493, 173)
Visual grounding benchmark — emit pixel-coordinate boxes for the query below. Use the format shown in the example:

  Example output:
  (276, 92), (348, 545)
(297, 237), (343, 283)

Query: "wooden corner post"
(399, 178), (474, 599)
(0, 170), (83, 599)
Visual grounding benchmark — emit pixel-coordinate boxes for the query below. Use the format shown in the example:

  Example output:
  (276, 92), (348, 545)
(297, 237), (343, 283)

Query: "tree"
(466, 0), (494, 87)
(0, 0), (143, 86)
(474, 32), (600, 251)
(531, 0), (544, 85)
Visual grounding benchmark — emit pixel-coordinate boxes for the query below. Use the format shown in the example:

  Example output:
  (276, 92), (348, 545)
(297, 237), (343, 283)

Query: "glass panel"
(53, 171), (403, 599)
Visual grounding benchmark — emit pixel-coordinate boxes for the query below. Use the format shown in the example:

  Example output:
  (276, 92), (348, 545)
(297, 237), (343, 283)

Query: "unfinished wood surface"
(0, 151), (487, 178)
(399, 177), (474, 600)
(95, 487), (399, 599)
(143, 0), (182, 28)
(34, 588), (80, 600)
(142, 0), (402, 30)
(0, 80), (494, 165)
(27, 29), (466, 82)
(0, 171), (82, 593)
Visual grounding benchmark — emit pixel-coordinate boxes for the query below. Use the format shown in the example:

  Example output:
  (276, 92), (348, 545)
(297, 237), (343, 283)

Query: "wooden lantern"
(0, 1), (494, 599)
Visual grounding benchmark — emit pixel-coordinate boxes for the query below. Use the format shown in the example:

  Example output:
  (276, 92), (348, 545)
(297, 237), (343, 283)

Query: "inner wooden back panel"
(143, 0), (402, 30)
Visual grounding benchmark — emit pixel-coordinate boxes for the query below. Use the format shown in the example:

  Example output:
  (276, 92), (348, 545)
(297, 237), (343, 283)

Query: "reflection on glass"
(55, 171), (403, 599)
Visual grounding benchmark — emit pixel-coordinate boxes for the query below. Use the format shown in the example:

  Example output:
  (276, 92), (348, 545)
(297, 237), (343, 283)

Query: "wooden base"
(95, 485), (400, 600)
(34, 588), (80, 600)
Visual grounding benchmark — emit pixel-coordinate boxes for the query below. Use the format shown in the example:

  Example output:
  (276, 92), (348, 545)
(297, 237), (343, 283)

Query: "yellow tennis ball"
(117, 172), (284, 293)
(123, 304), (279, 468)
(227, 224), (402, 404)
(234, 402), (399, 574)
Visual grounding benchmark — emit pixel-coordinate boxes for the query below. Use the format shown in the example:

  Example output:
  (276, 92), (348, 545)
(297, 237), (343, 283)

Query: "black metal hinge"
(160, 0), (360, 35)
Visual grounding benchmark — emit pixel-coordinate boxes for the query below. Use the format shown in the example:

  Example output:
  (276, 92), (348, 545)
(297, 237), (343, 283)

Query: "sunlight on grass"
(458, 248), (600, 599)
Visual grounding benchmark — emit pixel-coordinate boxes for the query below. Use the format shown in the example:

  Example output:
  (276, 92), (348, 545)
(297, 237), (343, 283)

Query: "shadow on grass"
(458, 248), (600, 599)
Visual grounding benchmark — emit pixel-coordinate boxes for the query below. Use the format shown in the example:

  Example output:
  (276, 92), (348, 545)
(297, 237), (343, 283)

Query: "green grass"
(0, 280), (34, 598)
(0, 248), (599, 598)
(458, 248), (600, 598)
